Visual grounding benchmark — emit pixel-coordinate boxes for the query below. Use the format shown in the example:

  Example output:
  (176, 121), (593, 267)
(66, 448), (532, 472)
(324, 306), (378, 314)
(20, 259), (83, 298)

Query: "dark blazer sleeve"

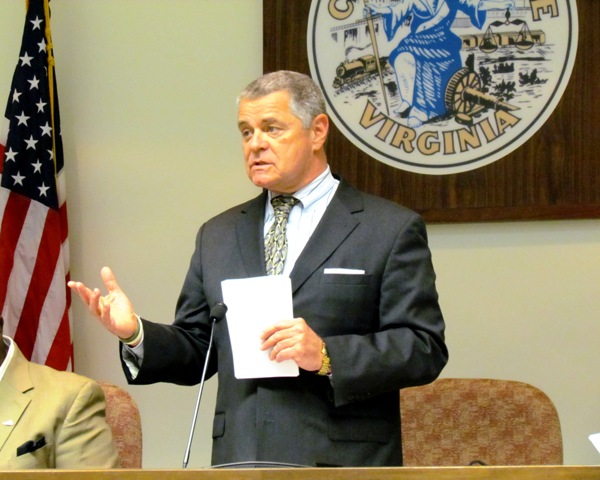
(120, 195), (265, 386)
(119, 226), (215, 386)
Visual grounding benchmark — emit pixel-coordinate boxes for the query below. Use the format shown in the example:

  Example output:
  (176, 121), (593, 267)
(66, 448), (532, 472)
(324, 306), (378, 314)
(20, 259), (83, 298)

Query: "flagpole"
(363, 0), (390, 116)
(43, 0), (57, 177)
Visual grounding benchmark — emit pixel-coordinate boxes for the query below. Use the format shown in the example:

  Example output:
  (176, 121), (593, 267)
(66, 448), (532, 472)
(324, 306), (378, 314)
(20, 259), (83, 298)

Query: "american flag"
(0, 0), (73, 371)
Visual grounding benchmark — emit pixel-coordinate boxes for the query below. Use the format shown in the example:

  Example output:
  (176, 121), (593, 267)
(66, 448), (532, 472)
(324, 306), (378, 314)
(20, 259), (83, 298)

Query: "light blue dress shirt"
(264, 166), (339, 277)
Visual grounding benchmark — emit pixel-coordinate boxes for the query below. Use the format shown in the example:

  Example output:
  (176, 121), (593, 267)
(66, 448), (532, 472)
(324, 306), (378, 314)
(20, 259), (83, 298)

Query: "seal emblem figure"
(307, 0), (578, 174)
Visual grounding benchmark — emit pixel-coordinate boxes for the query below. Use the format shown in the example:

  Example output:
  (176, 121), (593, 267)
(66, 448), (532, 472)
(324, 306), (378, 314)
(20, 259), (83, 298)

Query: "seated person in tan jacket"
(0, 315), (120, 469)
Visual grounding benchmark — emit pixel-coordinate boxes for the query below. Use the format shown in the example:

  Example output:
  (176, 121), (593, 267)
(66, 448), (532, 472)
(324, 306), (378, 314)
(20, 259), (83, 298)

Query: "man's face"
(238, 90), (326, 194)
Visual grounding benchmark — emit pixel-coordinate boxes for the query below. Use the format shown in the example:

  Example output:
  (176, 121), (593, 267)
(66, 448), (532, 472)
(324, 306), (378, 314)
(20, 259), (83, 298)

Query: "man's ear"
(311, 113), (329, 150)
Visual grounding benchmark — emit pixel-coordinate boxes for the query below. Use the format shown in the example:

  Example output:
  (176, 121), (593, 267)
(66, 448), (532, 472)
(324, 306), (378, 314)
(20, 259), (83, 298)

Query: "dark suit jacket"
(123, 179), (447, 467)
(1, 344), (120, 469)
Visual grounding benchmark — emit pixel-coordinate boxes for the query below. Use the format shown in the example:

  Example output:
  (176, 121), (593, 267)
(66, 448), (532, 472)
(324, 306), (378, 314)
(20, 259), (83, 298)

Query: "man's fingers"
(68, 281), (93, 305)
(98, 298), (113, 324)
(260, 328), (292, 350)
(270, 337), (299, 361)
(260, 320), (293, 340)
(87, 288), (102, 316)
(100, 266), (121, 293)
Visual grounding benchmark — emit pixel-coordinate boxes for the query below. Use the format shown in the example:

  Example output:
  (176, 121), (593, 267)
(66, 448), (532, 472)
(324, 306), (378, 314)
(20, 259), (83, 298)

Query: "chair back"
(400, 378), (563, 466)
(98, 381), (143, 468)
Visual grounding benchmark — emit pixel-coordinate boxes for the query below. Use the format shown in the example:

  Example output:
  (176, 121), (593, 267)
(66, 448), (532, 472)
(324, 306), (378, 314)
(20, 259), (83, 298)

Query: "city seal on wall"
(307, 0), (578, 175)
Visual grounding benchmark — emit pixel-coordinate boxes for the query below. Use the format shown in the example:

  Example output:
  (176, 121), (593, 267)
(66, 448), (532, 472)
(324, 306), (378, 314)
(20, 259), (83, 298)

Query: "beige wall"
(1, 0), (599, 468)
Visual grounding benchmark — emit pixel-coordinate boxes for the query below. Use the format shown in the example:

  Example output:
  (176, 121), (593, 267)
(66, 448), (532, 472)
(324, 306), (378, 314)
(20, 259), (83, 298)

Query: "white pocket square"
(324, 268), (365, 275)
(590, 433), (600, 453)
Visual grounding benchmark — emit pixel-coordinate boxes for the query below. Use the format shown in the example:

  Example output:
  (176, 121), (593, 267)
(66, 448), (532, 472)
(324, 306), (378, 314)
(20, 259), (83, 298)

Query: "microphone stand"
(182, 302), (227, 469)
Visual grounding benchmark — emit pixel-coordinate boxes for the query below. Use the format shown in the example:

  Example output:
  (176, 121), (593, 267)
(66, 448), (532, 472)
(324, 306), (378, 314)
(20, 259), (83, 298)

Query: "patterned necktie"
(264, 195), (299, 275)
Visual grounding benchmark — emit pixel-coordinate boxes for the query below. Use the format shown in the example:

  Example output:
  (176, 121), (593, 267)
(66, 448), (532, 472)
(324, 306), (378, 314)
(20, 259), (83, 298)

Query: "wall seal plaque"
(307, 0), (578, 175)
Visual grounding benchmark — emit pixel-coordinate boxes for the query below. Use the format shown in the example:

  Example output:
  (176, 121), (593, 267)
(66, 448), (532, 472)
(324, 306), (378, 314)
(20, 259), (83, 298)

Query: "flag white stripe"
(32, 254), (68, 364)
(3, 200), (47, 336)
(0, 187), (9, 228)
(0, 116), (8, 145)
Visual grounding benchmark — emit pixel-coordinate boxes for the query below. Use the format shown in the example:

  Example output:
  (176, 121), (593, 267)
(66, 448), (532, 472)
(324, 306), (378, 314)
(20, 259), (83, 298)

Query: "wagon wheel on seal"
(445, 67), (483, 125)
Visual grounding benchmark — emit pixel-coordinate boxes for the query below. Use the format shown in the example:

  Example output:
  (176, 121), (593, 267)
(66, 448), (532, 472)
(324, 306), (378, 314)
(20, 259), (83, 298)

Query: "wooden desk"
(2, 466), (600, 480)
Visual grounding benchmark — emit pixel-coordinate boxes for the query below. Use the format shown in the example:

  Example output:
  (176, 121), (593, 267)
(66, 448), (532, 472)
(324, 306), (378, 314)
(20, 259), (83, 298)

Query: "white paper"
(221, 276), (299, 379)
(590, 433), (600, 454)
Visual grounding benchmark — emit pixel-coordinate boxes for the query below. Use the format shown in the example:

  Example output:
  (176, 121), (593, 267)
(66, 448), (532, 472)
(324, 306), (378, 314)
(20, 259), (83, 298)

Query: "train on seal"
(333, 54), (389, 88)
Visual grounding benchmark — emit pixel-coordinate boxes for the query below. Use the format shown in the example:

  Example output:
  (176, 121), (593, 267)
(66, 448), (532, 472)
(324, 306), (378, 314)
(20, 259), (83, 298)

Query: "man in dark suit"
(69, 70), (448, 467)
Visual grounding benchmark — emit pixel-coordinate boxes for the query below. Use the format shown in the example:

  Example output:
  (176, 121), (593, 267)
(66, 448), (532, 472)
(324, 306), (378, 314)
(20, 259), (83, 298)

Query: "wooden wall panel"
(263, 0), (600, 223)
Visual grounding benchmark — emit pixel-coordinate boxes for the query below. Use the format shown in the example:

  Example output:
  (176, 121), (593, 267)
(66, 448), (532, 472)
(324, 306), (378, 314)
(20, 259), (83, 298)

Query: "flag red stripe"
(13, 209), (62, 359)
(45, 305), (73, 370)
(0, 192), (31, 311)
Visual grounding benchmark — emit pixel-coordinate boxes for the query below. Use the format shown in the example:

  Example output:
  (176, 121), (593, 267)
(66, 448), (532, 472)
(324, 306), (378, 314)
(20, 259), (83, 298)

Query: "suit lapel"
(235, 191), (268, 277)
(0, 346), (33, 452)
(290, 181), (363, 293)
(233, 182), (364, 289)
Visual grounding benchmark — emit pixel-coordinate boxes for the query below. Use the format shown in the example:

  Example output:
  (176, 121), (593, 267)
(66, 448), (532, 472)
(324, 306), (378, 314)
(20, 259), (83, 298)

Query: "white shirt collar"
(0, 336), (15, 383)
(266, 166), (337, 215)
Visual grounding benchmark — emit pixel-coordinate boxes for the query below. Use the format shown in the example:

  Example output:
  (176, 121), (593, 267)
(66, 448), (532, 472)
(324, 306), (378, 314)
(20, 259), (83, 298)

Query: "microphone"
(182, 302), (227, 469)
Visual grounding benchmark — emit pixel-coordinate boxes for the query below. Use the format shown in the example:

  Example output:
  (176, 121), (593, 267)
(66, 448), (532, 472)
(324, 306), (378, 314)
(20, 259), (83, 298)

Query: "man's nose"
(248, 130), (268, 151)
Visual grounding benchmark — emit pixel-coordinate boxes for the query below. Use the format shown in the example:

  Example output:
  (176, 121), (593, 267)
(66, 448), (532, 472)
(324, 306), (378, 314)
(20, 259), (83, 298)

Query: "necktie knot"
(271, 195), (299, 216)
(265, 195), (299, 275)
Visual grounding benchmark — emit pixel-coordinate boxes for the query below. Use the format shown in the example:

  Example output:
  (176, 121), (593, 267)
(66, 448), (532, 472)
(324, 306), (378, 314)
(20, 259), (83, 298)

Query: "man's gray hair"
(237, 71), (327, 128)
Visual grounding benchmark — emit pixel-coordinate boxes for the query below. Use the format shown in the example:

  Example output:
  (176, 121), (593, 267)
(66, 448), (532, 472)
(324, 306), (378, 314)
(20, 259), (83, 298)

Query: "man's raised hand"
(68, 266), (138, 340)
